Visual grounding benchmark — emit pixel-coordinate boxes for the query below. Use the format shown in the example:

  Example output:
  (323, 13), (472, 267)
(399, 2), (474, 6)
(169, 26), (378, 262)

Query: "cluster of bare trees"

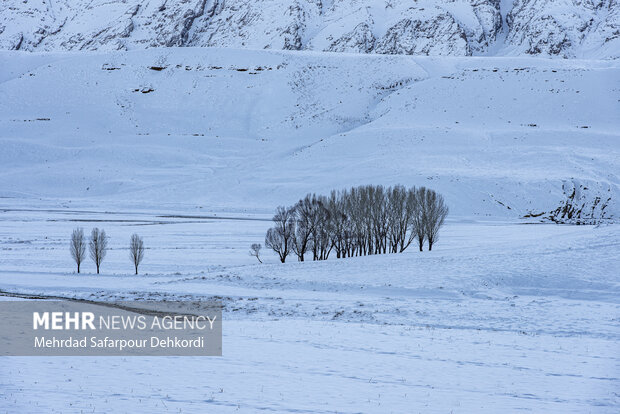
(264, 185), (448, 263)
(70, 228), (145, 274)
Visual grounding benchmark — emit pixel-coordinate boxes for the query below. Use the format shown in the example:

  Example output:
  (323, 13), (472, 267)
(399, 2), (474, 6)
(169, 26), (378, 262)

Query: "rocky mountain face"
(0, 0), (618, 58)
(506, 0), (620, 58)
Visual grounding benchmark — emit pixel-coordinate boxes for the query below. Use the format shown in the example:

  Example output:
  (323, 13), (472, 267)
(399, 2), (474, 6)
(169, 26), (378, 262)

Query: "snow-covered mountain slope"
(0, 0), (618, 58)
(0, 48), (618, 221)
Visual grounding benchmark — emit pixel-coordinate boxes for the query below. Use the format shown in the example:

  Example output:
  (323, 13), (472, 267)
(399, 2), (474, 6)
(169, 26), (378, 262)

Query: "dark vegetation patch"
(133, 87), (155, 93)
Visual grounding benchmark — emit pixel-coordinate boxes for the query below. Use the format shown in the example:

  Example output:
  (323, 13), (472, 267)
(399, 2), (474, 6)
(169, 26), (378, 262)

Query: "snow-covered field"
(0, 47), (619, 412)
(0, 208), (618, 412)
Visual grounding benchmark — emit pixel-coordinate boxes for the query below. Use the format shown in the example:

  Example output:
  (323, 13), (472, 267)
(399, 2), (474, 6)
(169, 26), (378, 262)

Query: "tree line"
(70, 227), (144, 274)
(263, 185), (448, 263)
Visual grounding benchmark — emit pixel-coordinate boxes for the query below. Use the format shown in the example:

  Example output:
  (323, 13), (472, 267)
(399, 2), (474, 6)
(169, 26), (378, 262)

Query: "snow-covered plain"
(0, 209), (618, 412)
(0, 47), (619, 412)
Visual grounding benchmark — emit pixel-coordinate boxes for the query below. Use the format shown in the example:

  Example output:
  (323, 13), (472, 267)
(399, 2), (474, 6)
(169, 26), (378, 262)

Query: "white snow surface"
(0, 48), (618, 221)
(0, 209), (618, 412)
(0, 47), (619, 413)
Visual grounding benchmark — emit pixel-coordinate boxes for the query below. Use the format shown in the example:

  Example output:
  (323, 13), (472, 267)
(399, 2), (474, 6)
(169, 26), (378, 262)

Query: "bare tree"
(346, 187), (367, 256)
(401, 188), (419, 252)
(291, 195), (317, 261)
(310, 196), (332, 261)
(265, 229), (288, 263)
(89, 228), (108, 274)
(249, 243), (262, 263)
(423, 189), (449, 251)
(387, 185), (406, 253)
(70, 227), (86, 273)
(265, 206), (295, 263)
(129, 233), (145, 274)
(327, 190), (348, 258)
(411, 187), (427, 251)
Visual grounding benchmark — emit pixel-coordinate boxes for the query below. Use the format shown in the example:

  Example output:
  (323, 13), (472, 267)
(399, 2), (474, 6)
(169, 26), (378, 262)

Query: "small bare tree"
(249, 243), (262, 263)
(89, 228), (108, 274)
(265, 228), (290, 263)
(129, 233), (145, 274)
(70, 227), (86, 273)
(265, 206), (295, 263)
